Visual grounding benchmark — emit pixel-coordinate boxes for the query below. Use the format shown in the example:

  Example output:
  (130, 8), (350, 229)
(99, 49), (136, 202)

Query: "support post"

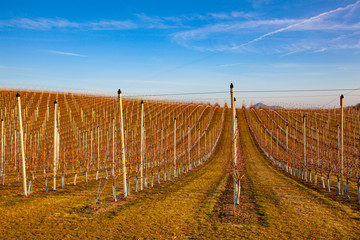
(340, 95), (344, 195)
(16, 93), (28, 196)
(188, 125), (191, 171)
(140, 100), (144, 190)
(1, 119), (3, 184)
(303, 115), (307, 181)
(230, 83), (238, 214)
(118, 89), (127, 198)
(97, 126), (100, 179)
(112, 117), (117, 201)
(286, 123), (289, 171)
(53, 100), (58, 190)
(173, 117), (177, 177)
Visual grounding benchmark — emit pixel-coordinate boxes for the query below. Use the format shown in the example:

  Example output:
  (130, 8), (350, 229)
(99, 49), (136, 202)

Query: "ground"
(0, 109), (359, 239)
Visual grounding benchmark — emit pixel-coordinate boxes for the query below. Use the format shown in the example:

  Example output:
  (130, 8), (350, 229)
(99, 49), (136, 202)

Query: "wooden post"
(230, 83), (238, 214)
(276, 127), (279, 156)
(337, 123), (340, 195)
(112, 117), (116, 182)
(90, 129), (93, 175)
(205, 131), (207, 154)
(118, 89), (127, 198)
(340, 94), (344, 195)
(286, 123), (289, 171)
(270, 128), (273, 154)
(162, 127), (165, 181)
(173, 117), (177, 177)
(57, 128), (60, 183)
(198, 129), (200, 162)
(14, 128), (17, 174)
(188, 125), (191, 171)
(316, 127), (319, 184)
(140, 100), (144, 190)
(16, 93), (28, 196)
(303, 115), (307, 181)
(97, 126), (100, 180)
(53, 100), (58, 190)
(1, 119), (3, 184)
(294, 122), (297, 173)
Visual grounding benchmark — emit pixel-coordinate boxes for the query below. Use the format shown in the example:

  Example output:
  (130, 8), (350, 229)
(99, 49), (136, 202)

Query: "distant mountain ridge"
(252, 102), (283, 109)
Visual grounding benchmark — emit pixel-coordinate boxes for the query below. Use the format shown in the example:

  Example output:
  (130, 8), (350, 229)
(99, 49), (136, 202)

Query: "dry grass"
(235, 109), (360, 239)
(0, 107), (230, 239)
(0, 109), (359, 239)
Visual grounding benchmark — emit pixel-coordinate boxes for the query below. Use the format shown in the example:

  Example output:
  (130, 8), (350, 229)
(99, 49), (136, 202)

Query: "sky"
(1, 0), (360, 107)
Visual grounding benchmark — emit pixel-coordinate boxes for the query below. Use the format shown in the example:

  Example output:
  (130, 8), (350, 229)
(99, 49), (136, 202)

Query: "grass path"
(238, 109), (360, 239)
(0, 109), (233, 239)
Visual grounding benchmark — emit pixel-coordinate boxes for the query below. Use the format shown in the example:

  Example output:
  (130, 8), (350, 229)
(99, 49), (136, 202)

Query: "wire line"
(129, 88), (360, 97)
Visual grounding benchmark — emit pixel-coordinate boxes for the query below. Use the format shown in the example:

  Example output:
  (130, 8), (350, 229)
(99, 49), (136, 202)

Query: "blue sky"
(1, 0), (360, 106)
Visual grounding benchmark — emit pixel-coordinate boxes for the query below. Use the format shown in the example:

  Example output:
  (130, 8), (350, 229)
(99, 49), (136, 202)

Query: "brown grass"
(0, 108), (359, 239)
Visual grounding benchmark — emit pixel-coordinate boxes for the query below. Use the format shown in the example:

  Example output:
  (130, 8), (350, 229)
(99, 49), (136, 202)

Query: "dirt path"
(237, 109), (360, 239)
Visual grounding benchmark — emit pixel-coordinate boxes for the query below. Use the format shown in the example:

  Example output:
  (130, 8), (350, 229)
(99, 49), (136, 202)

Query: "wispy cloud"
(239, 0), (360, 46)
(171, 0), (360, 54)
(180, 11), (257, 22)
(48, 50), (86, 57)
(172, 19), (300, 42)
(135, 13), (180, 29)
(0, 18), (137, 31)
(312, 48), (327, 53)
(217, 62), (243, 68)
(0, 18), (79, 30)
(0, 15), (181, 31)
(0, 10), (258, 31)
(334, 40), (360, 49)
(1, 2), (360, 56)
(247, 0), (273, 8)
(0, 65), (9, 69)
(87, 20), (137, 30)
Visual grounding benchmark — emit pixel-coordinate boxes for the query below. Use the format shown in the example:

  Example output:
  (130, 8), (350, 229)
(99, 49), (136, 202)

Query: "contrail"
(232, 0), (360, 50)
(49, 50), (86, 57)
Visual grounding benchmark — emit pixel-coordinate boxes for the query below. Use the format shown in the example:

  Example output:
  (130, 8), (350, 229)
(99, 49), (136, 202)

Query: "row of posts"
(14, 90), (214, 198)
(256, 94), (348, 198)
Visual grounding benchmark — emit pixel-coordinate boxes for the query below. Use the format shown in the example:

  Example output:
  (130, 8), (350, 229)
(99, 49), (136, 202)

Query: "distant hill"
(253, 102), (283, 109)
(346, 103), (360, 110)
(353, 103), (360, 110)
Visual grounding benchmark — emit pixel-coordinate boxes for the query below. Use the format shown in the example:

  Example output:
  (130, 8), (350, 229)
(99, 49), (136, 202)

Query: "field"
(0, 89), (359, 239)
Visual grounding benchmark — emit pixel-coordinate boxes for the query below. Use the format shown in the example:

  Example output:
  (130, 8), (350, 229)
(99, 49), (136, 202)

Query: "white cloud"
(0, 18), (79, 30)
(1, 2), (359, 56)
(132, 10), (258, 27)
(231, 0), (360, 50)
(335, 40), (360, 49)
(231, 11), (258, 19)
(48, 50), (86, 57)
(87, 20), (137, 30)
(172, 19), (300, 42)
(0, 9), (258, 32)
(135, 13), (179, 29)
(208, 13), (231, 19)
(217, 62), (243, 68)
(312, 48), (327, 53)
(171, 0), (360, 55)
(247, 0), (272, 8)
(0, 18), (137, 31)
